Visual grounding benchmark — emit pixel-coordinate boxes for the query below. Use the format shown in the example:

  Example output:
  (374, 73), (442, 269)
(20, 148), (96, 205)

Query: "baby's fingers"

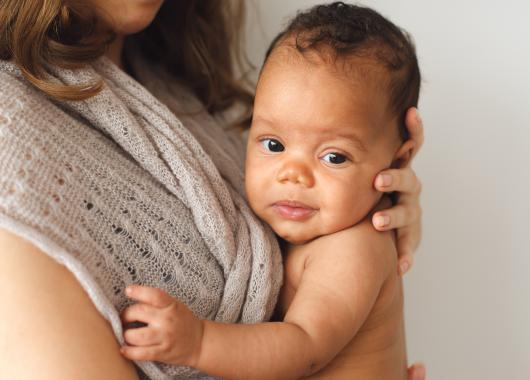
(120, 344), (160, 362)
(121, 302), (157, 324)
(125, 285), (173, 308)
(123, 326), (160, 346)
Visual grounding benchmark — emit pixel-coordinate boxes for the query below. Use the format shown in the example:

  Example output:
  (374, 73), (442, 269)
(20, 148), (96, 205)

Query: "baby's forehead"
(256, 48), (400, 145)
(264, 42), (391, 96)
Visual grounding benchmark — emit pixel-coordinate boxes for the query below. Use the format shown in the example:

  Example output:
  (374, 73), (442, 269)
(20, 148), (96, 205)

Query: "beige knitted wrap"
(0, 55), (282, 379)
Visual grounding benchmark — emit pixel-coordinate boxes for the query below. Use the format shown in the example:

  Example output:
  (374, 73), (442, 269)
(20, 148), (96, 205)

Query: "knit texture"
(0, 55), (282, 379)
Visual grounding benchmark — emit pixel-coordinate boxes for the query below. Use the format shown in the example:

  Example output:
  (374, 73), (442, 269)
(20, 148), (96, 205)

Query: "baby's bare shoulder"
(307, 219), (397, 275)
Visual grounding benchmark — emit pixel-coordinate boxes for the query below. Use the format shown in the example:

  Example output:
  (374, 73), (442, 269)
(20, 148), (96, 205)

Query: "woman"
(0, 1), (424, 379)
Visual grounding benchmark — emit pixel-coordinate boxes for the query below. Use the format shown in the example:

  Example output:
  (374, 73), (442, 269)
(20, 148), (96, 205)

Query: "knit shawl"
(0, 55), (282, 379)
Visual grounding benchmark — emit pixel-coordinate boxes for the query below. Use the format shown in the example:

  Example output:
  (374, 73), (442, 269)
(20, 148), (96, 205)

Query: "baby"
(120, 3), (421, 379)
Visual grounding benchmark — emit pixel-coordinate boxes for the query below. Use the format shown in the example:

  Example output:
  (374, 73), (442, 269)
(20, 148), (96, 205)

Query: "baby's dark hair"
(264, 2), (421, 140)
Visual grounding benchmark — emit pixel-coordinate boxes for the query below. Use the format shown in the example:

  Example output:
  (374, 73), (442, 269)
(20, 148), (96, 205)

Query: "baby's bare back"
(305, 276), (406, 379)
(278, 237), (407, 380)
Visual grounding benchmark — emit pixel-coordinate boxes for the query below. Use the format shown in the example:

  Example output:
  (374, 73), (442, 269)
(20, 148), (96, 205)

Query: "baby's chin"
(255, 206), (343, 245)
(268, 215), (363, 246)
(270, 223), (320, 246)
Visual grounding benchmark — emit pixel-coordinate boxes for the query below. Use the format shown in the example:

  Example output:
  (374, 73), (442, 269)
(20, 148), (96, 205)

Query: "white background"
(245, 1), (530, 379)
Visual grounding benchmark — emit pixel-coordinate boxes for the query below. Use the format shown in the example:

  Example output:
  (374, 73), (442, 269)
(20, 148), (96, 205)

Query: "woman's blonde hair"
(0, 0), (253, 125)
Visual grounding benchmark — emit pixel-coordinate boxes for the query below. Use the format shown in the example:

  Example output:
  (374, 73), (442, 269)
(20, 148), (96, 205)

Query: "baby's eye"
(322, 152), (348, 165)
(260, 138), (285, 153)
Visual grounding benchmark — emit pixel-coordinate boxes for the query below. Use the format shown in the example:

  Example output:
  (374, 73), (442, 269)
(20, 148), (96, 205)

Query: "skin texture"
(245, 50), (414, 245)
(91, 0), (165, 35)
(0, 1), (425, 378)
(0, 229), (140, 380)
(373, 107), (424, 275)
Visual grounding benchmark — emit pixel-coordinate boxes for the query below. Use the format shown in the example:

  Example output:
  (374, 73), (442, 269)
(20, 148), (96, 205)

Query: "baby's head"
(245, 2), (421, 244)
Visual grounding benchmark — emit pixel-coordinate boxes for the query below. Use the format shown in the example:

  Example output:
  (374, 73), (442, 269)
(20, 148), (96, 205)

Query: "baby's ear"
(391, 139), (415, 169)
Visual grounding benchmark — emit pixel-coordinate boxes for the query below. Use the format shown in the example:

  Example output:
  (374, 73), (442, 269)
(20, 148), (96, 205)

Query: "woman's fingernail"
(375, 215), (390, 228)
(377, 174), (392, 187)
(400, 261), (410, 275)
(125, 287), (132, 295)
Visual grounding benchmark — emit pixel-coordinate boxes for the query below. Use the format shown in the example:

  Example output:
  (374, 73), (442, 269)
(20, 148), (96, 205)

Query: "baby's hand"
(120, 285), (203, 367)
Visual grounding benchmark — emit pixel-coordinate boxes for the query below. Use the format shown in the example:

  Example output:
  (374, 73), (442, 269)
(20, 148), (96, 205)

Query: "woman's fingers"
(375, 167), (422, 196)
(125, 285), (173, 308)
(372, 165), (423, 274)
(407, 362), (426, 380)
(371, 108), (424, 276)
(396, 230), (416, 275)
(123, 326), (160, 346)
(405, 107), (424, 161)
(372, 203), (421, 231)
(373, 203), (422, 275)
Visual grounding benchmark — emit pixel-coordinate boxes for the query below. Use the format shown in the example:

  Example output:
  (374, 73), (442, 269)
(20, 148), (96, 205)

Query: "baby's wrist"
(187, 319), (206, 369)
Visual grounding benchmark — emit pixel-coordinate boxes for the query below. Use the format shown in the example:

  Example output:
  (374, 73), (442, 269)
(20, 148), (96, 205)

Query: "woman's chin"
(113, 15), (158, 35)
(102, 1), (164, 35)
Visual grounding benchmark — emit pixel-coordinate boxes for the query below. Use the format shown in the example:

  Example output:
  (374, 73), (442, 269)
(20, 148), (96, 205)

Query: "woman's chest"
(6, 111), (226, 316)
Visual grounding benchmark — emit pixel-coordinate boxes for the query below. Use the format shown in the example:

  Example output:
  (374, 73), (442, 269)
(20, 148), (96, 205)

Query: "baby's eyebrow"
(253, 115), (368, 152)
(252, 115), (274, 126)
(333, 132), (367, 152)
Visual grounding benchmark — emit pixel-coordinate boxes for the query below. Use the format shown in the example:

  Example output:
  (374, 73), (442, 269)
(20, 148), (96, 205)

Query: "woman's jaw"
(92, 0), (165, 68)
(91, 0), (165, 36)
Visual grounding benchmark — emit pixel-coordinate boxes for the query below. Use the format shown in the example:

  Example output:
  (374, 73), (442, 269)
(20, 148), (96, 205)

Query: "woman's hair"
(0, 0), (253, 124)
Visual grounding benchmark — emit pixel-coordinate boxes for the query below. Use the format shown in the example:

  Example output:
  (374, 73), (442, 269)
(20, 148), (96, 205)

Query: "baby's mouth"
(272, 200), (318, 221)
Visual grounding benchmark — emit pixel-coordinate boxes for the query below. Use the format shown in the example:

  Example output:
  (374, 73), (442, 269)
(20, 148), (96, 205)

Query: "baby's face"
(245, 53), (402, 244)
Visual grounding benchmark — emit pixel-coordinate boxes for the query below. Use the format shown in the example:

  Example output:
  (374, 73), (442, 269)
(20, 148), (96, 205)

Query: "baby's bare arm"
(281, 227), (394, 373)
(121, 226), (394, 380)
(122, 286), (319, 379)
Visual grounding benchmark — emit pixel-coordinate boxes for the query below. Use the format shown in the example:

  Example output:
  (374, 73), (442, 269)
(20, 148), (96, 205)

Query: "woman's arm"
(0, 228), (140, 380)
(373, 107), (424, 274)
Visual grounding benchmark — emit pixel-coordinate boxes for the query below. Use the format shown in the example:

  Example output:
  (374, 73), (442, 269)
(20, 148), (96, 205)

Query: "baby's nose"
(277, 161), (315, 188)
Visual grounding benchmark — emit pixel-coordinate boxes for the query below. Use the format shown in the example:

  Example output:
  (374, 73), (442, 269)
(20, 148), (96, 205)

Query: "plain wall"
(245, 1), (530, 379)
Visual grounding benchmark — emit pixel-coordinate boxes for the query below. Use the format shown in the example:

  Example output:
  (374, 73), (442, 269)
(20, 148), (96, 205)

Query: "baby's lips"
(273, 199), (317, 210)
(272, 200), (318, 221)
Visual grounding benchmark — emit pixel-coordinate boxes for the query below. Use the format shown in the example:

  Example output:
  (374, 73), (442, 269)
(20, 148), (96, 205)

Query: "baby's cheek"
(245, 172), (267, 215)
(323, 197), (358, 232)
(320, 180), (375, 231)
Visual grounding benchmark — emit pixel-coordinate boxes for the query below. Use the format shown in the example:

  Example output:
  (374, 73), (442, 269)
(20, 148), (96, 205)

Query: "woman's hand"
(120, 285), (204, 367)
(372, 107), (424, 275)
(408, 363), (426, 380)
